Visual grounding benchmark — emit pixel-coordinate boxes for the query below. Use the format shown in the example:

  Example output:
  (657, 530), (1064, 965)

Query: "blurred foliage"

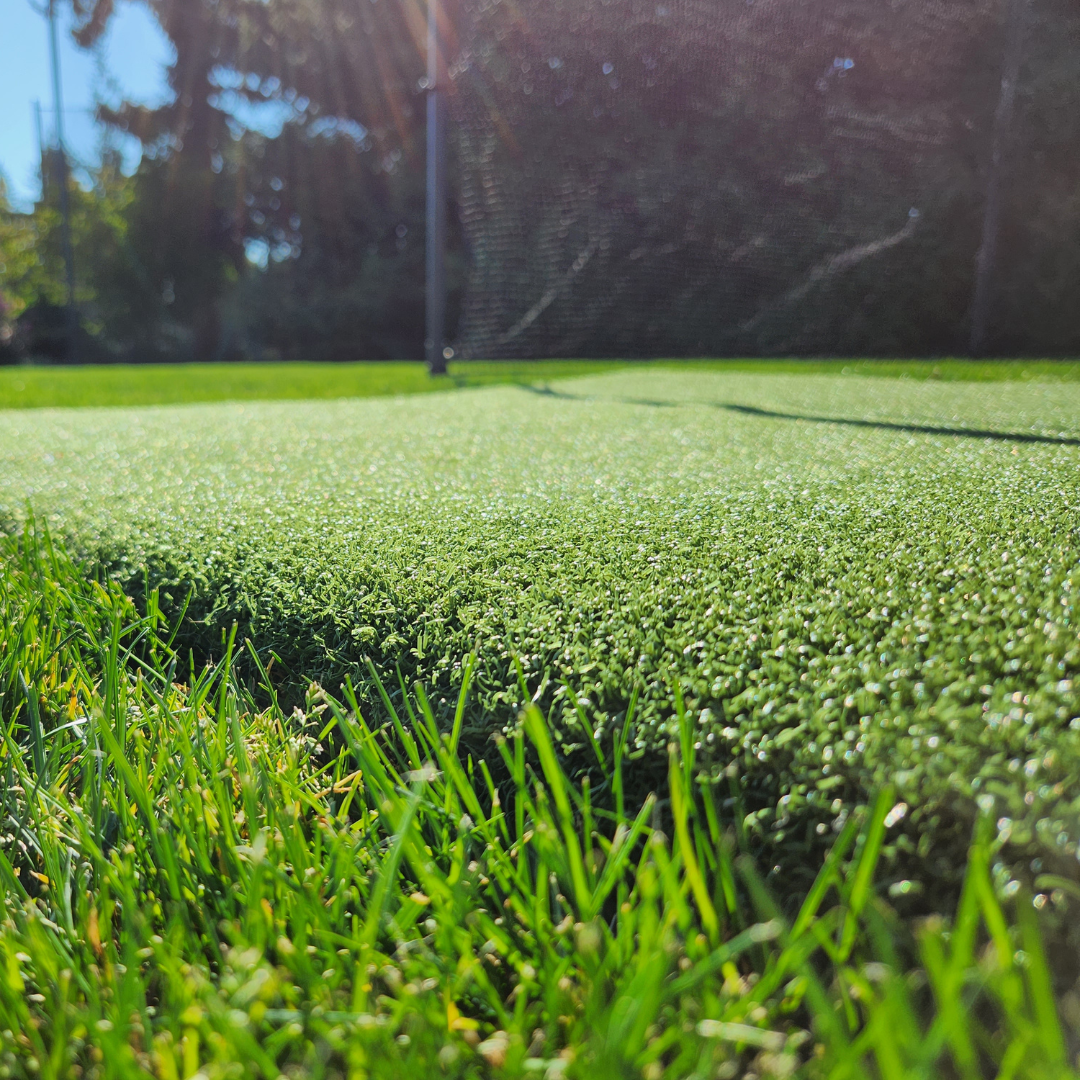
(447, 0), (1080, 357)
(0, 152), (163, 364)
(2, 0), (1080, 362)
(0, 177), (50, 326)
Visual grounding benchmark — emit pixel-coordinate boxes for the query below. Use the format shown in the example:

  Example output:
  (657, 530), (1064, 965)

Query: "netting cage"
(439, 0), (1079, 359)
(16, 0), (1078, 364)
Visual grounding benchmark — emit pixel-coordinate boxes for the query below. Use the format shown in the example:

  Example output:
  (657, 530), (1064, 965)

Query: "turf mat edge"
(2, 369), (1079, 905)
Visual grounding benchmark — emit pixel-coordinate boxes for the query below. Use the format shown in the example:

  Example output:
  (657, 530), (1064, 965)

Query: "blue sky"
(0, 0), (174, 209)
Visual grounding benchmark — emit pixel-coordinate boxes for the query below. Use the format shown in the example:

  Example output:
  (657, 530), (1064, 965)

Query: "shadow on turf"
(520, 384), (1080, 447)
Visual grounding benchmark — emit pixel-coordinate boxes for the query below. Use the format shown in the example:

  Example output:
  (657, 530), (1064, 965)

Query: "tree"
(0, 177), (39, 362)
(60, 0), (436, 361)
(48, 0), (1080, 360)
(0, 152), (152, 362)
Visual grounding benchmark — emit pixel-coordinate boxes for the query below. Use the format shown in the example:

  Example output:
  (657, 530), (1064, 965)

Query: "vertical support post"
(969, 0), (1027, 356)
(426, 0), (448, 374)
(33, 101), (45, 181)
(47, 0), (79, 365)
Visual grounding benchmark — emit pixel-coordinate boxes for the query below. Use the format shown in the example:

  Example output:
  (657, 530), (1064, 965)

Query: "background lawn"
(0, 359), (622, 410)
(1, 356), (1079, 410)
(2, 367), (1078, 906)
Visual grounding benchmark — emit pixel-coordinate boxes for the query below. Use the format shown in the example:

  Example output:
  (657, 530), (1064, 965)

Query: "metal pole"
(969, 0), (1027, 356)
(33, 101), (45, 180)
(47, 0), (80, 364)
(425, 0), (448, 374)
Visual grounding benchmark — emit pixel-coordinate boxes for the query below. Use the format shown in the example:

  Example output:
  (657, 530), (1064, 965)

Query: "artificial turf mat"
(2, 369), (1079, 898)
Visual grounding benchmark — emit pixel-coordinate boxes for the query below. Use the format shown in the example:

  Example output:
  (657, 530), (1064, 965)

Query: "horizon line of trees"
(1, 0), (1079, 365)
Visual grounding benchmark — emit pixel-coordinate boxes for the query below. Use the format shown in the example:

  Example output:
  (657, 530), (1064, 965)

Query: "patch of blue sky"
(0, 0), (174, 208)
(0, 2), (359, 211)
(208, 66), (368, 145)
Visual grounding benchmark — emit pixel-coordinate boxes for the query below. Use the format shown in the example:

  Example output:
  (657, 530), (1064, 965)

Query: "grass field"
(2, 365), (1080, 1074)
(1, 356), (1080, 410)
(0, 360), (623, 410)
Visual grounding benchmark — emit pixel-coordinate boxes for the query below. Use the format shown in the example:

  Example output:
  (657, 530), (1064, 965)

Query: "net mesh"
(444, 0), (1078, 358)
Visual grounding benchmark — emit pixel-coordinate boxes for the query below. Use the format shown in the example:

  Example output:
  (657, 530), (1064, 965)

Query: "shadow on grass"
(520, 383), (1080, 448)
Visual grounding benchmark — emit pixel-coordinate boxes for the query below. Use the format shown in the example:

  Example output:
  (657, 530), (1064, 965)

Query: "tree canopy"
(3, 0), (1079, 362)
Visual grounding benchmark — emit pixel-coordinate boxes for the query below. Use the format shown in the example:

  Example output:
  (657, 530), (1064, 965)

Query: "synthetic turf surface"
(2, 369), (1079, 894)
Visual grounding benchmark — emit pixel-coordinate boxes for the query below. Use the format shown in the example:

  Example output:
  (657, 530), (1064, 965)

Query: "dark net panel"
(446, 0), (1077, 358)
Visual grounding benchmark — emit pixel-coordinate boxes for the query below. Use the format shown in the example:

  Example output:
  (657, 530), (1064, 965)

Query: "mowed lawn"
(1, 356), (1079, 410)
(2, 368), (1079, 897)
(0, 359), (624, 409)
